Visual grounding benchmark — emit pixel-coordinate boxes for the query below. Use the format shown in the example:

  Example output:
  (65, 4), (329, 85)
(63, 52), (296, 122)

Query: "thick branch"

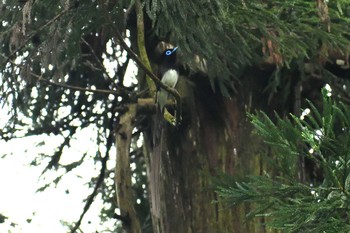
(115, 104), (141, 233)
(136, 98), (156, 114)
(135, 0), (156, 96)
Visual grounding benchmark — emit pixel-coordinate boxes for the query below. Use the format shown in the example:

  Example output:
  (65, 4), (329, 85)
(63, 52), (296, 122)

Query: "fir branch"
(80, 36), (119, 91)
(2, 6), (73, 67)
(0, 53), (124, 96)
(218, 88), (350, 232)
(30, 71), (122, 96)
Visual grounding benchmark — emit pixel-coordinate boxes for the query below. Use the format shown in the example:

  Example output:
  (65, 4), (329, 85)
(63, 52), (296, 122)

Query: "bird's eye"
(165, 50), (172, 56)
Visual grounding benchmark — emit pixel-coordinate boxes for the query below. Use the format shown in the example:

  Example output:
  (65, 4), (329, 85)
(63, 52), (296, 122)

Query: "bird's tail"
(150, 107), (164, 217)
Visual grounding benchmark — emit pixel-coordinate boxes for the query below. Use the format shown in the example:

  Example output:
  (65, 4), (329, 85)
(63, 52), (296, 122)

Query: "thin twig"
(33, 72), (121, 95)
(70, 117), (116, 233)
(1, 53), (123, 96)
(2, 7), (72, 67)
(80, 37), (120, 91)
(70, 151), (109, 233)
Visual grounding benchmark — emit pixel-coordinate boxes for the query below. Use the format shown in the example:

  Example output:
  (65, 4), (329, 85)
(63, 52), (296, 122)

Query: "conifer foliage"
(1, 0), (350, 232)
(217, 88), (350, 232)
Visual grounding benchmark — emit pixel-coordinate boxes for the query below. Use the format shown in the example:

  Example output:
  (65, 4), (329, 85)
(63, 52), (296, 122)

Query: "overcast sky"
(0, 125), (117, 232)
(0, 37), (138, 232)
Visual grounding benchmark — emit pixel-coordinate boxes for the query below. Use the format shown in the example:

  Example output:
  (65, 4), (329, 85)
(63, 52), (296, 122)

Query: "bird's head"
(164, 47), (178, 56)
(155, 44), (179, 78)
(162, 47), (178, 64)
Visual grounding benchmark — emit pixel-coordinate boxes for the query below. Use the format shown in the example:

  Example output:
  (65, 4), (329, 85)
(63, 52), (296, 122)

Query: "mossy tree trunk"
(143, 68), (279, 233)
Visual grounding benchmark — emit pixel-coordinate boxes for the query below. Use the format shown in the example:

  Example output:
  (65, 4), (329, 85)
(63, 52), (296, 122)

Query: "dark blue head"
(158, 46), (178, 77)
(161, 47), (178, 66)
(165, 47), (178, 56)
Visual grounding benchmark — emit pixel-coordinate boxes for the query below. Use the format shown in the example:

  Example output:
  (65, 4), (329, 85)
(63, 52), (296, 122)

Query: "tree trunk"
(144, 68), (276, 233)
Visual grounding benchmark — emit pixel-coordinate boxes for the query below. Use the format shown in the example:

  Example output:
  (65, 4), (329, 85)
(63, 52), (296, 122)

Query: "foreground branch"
(115, 104), (141, 233)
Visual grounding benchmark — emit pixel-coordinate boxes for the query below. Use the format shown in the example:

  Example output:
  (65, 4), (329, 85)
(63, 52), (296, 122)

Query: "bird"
(151, 47), (179, 215)
(157, 46), (179, 113)
(153, 46), (179, 146)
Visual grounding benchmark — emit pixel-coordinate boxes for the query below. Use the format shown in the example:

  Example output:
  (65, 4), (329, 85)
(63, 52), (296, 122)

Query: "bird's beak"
(172, 47), (178, 53)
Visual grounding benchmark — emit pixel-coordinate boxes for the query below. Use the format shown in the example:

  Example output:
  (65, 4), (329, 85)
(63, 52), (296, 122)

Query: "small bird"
(157, 47), (179, 113)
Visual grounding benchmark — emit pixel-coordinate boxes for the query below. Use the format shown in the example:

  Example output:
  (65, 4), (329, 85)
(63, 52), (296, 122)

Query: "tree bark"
(144, 68), (274, 233)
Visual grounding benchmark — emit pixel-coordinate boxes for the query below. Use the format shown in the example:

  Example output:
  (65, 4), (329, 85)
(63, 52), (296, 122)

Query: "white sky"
(0, 36), (138, 232)
(0, 127), (117, 233)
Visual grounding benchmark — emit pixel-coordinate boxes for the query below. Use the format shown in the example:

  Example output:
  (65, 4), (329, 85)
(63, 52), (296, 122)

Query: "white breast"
(161, 69), (179, 88)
